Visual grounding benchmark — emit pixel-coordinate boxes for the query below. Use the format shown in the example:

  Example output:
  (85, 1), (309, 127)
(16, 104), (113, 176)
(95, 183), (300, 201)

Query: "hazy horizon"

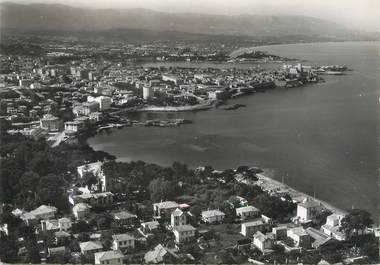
(1, 0), (380, 32)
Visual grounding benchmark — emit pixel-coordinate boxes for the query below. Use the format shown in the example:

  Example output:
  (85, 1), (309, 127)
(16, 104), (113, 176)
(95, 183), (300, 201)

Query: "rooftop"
(242, 219), (264, 227)
(154, 201), (179, 209)
(236, 205), (259, 213)
(80, 241), (103, 251)
(30, 205), (57, 216)
(73, 202), (90, 211)
(114, 211), (137, 220)
(288, 226), (308, 237)
(112, 233), (135, 241)
(95, 250), (124, 261)
(144, 244), (178, 264)
(201, 209), (225, 217)
(173, 225), (196, 232)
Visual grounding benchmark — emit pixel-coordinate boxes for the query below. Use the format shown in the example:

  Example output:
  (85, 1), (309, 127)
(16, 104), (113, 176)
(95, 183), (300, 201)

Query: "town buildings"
(144, 244), (179, 264)
(201, 209), (225, 224)
(321, 213), (346, 241)
(287, 226), (311, 248)
(236, 205), (260, 220)
(80, 241), (103, 256)
(72, 203), (90, 220)
(173, 225), (196, 243)
(95, 250), (124, 265)
(252, 231), (274, 252)
(39, 114), (62, 132)
(143, 86), (153, 100)
(112, 234), (135, 252)
(295, 198), (321, 223)
(153, 201), (179, 218)
(29, 205), (57, 220)
(241, 219), (266, 237)
(170, 208), (188, 227)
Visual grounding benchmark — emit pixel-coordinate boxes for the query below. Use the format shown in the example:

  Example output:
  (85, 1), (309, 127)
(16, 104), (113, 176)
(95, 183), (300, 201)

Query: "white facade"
(236, 206), (260, 220)
(201, 209), (225, 224)
(253, 231), (273, 252)
(80, 241), (103, 256)
(143, 86), (153, 100)
(112, 234), (135, 251)
(64, 121), (85, 132)
(296, 199), (321, 223)
(162, 74), (179, 84)
(326, 214), (344, 227)
(287, 227), (311, 248)
(153, 201), (179, 217)
(173, 225), (196, 243)
(39, 114), (61, 132)
(241, 220), (265, 237)
(141, 221), (160, 234)
(88, 96), (112, 110)
(58, 217), (72, 231)
(72, 203), (90, 220)
(171, 208), (187, 227)
(77, 162), (107, 191)
(321, 214), (346, 241)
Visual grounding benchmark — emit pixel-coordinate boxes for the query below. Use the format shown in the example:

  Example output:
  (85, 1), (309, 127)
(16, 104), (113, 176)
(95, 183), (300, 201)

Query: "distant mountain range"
(0, 2), (378, 41)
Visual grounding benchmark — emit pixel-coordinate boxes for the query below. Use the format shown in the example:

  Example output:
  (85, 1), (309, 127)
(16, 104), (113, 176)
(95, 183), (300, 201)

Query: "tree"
(16, 171), (40, 204)
(82, 171), (98, 190)
(219, 250), (235, 264)
(361, 238), (379, 261)
(190, 205), (202, 223)
(72, 220), (91, 233)
(0, 232), (18, 263)
(28, 152), (52, 176)
(148, 177), (179, 202)
(96, 213), (113, 230)
(313, 209), (332, 227)
(220, 202), (236, 223)
(0, 205), (21, 231)
(340, 209), (373, 238)
(321, 251), (343, 264)
(254, 193), (295, 221)
(37, 174), (69, 211)
(25, 241), (41, 263)
(236, 165), (249, 173)
(172, 162), (189, 177)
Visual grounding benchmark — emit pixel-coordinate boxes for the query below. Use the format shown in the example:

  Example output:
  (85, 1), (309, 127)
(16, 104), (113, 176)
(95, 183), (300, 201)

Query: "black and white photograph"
(0, 0), (379, 264)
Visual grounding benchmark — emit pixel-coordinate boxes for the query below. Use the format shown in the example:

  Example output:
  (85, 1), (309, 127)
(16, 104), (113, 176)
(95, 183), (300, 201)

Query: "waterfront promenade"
(235, 169), (347, 216)
(256, 171), (347, 216)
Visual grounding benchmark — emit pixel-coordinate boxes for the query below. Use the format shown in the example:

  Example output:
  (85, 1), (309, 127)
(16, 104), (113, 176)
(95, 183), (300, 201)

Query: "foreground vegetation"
(0, 117), (378, 264)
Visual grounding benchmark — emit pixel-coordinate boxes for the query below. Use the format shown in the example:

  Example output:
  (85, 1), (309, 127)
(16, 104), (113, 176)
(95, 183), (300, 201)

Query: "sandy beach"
(255, 170), (347, 215)
(236, 169), (347, 216)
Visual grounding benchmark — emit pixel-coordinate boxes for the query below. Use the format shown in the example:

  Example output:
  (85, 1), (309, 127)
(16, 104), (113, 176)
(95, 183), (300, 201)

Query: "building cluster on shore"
(0, 39), (340, 146)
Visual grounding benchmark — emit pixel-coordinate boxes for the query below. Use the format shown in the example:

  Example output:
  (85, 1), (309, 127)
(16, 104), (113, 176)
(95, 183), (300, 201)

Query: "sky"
(3, 0), (380, 31)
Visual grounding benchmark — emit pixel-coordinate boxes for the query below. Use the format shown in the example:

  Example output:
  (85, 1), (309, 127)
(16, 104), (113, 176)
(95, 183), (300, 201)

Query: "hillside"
(0, 2), (377, 41)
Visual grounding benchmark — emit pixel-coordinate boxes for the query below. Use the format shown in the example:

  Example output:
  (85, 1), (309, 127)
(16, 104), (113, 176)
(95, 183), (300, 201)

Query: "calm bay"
(88, 41), (380, 221)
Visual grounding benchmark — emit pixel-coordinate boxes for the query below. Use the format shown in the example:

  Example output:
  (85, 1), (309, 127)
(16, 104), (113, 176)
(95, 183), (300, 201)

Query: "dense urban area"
(0, 33), (378, 265)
